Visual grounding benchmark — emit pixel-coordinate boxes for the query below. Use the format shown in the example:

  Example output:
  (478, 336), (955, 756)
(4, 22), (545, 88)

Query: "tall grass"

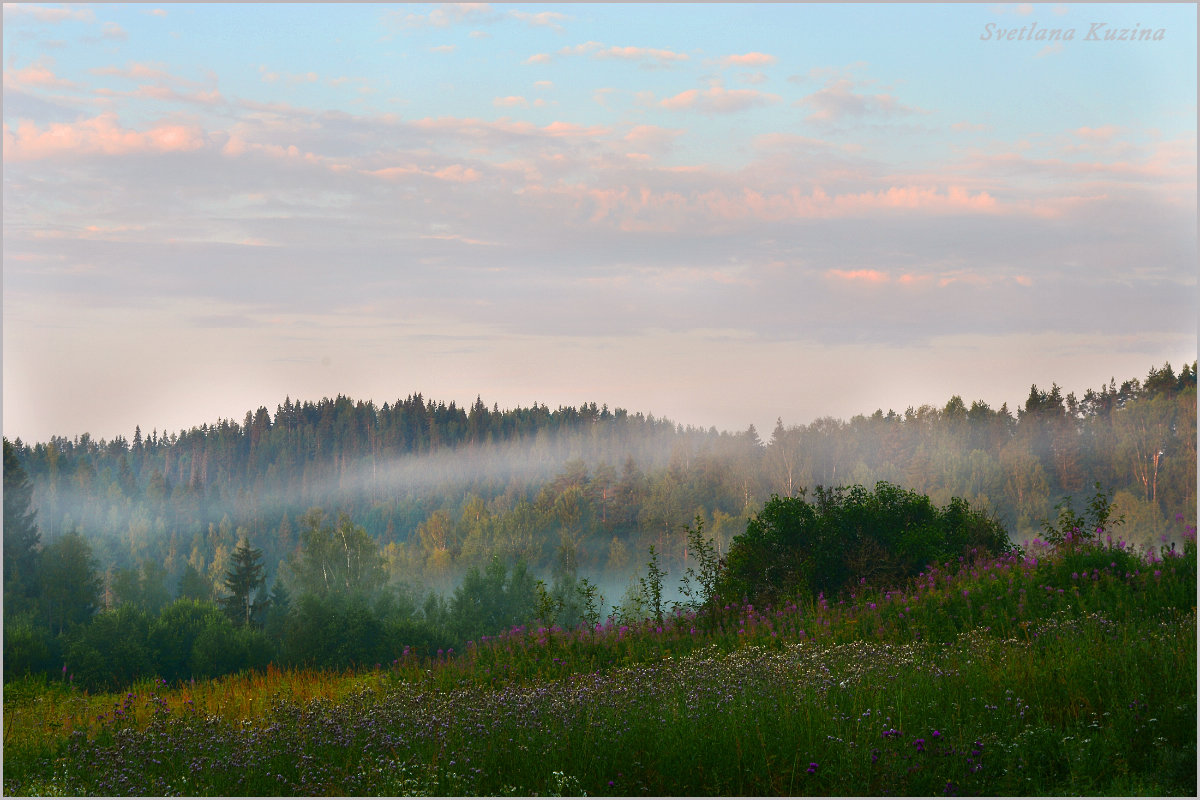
(4, 521), (1195, 796)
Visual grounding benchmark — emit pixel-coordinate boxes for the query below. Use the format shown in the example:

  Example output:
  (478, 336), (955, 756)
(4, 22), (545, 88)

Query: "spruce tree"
(3, 438), (41, 616)
(221, 539), (267, 627)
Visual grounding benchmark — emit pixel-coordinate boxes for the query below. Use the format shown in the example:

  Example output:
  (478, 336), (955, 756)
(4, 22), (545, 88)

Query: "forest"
(2, 360), (1196, 689)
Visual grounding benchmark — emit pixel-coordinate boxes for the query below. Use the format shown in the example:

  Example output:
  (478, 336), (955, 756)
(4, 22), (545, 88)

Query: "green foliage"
(220, 538), (268, 627)
(639, 545), (667, 624)
(280, 592), (445, 670)
(3, 613), (59, 679)
(575, 577), (604, 631)
(531, 579), (556, 627)
(38, 531), (103, 636)
(191, 618), (273, 679)
(290, 509), (387, 598)
(450, 557), (537, 642)
(5, 533), (1193, 797)
(3, 437), (41, 617)
(717, 482), (1012, 606)
(1041, 481), (1124, 545)
(677, 516), (721, 620)
(63, 605), (154, 691)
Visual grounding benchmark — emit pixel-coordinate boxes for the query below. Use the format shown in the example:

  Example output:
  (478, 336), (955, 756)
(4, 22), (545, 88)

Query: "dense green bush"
(450, 557), (538, 642)
(716, 481), (1011, 606)
(62, 605), (154, 691)
(2, 613), (60, 679)
(148, 599), (226, 682)
(190, 617), (273, 679)
(280, 592), (450, 669)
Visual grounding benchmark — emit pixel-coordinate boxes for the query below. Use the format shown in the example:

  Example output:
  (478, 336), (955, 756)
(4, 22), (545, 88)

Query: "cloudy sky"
(3, 2), (1196, 444)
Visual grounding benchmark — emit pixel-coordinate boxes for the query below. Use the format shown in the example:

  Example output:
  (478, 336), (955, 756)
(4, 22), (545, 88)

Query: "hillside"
(6, 362), (1195, 599)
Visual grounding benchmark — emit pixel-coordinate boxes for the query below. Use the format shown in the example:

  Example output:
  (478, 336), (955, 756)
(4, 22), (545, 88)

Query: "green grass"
(4, 529), (1195, 796)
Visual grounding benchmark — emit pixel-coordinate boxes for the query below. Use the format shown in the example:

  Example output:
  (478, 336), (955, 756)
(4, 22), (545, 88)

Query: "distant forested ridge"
(7, 362), (1196, 602)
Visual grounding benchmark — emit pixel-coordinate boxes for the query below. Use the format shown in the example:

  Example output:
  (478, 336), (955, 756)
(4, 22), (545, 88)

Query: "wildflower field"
(4, 522), (1195, 796)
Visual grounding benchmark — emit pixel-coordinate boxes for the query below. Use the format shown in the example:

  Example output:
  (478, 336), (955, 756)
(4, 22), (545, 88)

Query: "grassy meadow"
(4, 521), (1196, 796)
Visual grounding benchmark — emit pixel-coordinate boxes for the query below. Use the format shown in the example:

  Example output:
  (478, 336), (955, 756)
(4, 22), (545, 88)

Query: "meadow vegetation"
(4, 504), (1194, 796)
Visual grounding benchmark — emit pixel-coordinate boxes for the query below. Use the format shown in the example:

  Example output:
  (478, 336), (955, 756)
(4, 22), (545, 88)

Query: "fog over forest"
(9, 362), (1196, 603)
(3, 361), (1195, 693)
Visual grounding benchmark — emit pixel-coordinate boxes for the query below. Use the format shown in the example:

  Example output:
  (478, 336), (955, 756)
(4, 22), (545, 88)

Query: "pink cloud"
(493, 95), (528, 107)
(624, 124), (684, 151)
(542, 120), (609, 137)
(433, 164), (481, 182)
(1075, 124), (1121, 141)
(393, 3), (496, 29)
(3, 113), (206, 160)
(660, 86), (779, 113)
(508, 10), (567, 32)
(100, 22), (128, 41)
(796, 78), (926, 123)
(365, 163), (481, 183)
(721, 52), (777, 67)
(596, 45), (688, 63)
(4, 5), (95, 23)
(90, 61), (174, 82)
(524, 53), (552, 64)
(552, 41), (689, 66)
(541, 182), (1003, 231)
(827, 268), (890, 283)
(4, 61), (78, 90)
(951, 121), (989, 133)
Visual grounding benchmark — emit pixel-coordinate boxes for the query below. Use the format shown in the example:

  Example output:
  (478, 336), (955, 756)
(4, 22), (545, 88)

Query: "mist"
(12, 364), (1195, 618)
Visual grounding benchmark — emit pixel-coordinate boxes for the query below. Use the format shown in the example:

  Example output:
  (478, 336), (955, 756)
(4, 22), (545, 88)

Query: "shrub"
(716, 481), (1011, 606)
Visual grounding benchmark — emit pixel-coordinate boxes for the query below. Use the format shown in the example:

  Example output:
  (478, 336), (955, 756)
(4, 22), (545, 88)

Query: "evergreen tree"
(39, 531), (102, 636)
(3, 438), (41, 616)
(221, 538), (268, 627)
(178, 562), (212, 602)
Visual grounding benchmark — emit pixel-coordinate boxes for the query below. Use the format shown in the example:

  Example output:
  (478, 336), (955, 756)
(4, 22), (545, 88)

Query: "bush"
(280, 592), (435, 669)
(3, 614), (59, 680)
(148, 599), (225, 682)
(190, 617), (273, 679)
(716, 481), (1011, 606)
(62, 605), (154, 691)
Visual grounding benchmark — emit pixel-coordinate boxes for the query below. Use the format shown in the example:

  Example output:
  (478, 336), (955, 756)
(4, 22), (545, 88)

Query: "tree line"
(3, 361), (1194, 688)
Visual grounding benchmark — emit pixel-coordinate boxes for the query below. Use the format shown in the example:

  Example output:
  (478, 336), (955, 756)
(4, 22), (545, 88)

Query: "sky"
(3, 2), (1196, 445)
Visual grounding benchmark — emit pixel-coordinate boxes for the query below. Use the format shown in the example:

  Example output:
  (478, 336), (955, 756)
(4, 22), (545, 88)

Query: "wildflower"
(807, 762), (818, 774)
